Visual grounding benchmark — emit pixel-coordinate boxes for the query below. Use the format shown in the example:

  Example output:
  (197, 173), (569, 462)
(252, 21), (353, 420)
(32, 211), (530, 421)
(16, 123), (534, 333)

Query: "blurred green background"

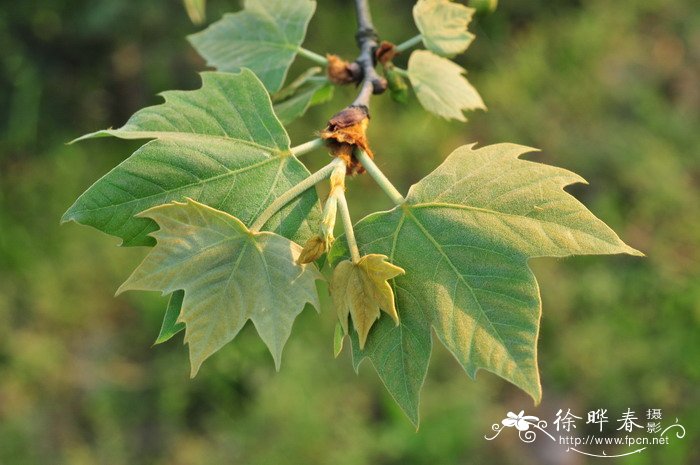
(1, 0), (698, 464)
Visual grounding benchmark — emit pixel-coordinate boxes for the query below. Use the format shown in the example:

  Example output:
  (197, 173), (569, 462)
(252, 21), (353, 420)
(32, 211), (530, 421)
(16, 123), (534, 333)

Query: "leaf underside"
(414, 0), (476, 57)
(408, 50), (485, 121)
(119, 199), (323, 375)
(330, 143), (641, 425)
(62, 70), (320, 248)
(188, 0), (317, 93)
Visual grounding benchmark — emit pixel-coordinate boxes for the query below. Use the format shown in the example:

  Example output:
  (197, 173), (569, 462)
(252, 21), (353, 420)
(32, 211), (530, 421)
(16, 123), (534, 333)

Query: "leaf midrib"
(99, 130), (288, 155)
(201, 37), (301, 54)
(67, 156), (283, 216)
(400, 206), (526, 379)
(410, 201), (625, 251)
(387, 213), (417, 413)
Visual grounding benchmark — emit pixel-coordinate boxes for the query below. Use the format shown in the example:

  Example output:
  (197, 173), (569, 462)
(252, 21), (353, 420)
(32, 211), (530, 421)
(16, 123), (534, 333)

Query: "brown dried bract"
(297, 235), (331, 264)
(375, 41), (398, 65)
(321, 105), (373, 175)
(326, 54), (358, 85)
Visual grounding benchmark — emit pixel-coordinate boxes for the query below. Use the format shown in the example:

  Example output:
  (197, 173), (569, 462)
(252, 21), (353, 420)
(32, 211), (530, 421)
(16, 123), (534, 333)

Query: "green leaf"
(273, 69), (334, 125)
(188, 0), (317, 92)
(413, 0), (476, 57)
(183, 0), (206, 25)
(330, 143), (642, 425)
(407, 50), (485, 121)
(62, 70), (320, 247)
(118, 199), (323, 375)
(156, 290), (185, 344)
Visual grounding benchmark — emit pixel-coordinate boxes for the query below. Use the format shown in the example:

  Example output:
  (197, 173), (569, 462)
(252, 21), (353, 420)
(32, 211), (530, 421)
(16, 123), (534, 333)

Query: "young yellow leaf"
(331, 254), (405, 349)
(183, 0), (206, 25)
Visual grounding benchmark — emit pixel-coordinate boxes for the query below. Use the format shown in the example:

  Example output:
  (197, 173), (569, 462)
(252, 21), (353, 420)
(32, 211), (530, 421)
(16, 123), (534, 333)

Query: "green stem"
(395, 34), (422, 53)
(297, 47), (328, 66)
(290, 138), (325, 157)
(393, 67), (409, 78)
(355, 150), (405, 205)
(250, 158), (344, 232)
(336, 188), (361, 263)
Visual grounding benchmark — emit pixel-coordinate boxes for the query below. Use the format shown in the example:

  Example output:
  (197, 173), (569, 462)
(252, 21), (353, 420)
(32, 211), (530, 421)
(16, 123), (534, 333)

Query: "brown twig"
(321, 0), (387, 174)
(350, 0), (387, 108)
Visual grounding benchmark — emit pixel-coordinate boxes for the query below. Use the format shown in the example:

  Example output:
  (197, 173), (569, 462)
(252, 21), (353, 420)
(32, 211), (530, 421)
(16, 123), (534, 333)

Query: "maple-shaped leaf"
(330, 143), (642, 425)
(62, 70), (320, 247)
(408, 50), (485, 121)
(272, 68), (334, 125)
(413, 0), (476, 57)
(331, 254), (405, 349)
(188, 0), (316, 92)
(118, 199), (323, 375)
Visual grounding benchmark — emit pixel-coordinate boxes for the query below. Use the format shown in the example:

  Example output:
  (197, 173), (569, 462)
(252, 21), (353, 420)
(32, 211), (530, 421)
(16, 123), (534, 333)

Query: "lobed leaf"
(119, 199), (323, 375)
(330, 143), (642, 425)
(188, 0), (317, 92)
(331, 254), (405, 349)
(408, 50), (485, 121)
(62, 70), (320, 247)
(413, 0), (476, 57)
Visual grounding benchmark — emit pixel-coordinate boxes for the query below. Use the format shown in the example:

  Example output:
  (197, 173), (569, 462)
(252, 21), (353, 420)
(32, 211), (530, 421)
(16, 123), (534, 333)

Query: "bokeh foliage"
(0, 0), (698, 464)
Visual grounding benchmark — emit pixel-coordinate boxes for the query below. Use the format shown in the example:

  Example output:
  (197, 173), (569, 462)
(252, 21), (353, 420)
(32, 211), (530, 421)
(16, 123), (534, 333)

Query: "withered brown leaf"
(326, 54), (359, 85)
(375, 40), (398, 65)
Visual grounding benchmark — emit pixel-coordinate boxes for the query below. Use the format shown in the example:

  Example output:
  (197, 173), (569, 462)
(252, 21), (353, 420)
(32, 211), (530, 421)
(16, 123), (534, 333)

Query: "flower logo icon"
(502, 411), (540, 431)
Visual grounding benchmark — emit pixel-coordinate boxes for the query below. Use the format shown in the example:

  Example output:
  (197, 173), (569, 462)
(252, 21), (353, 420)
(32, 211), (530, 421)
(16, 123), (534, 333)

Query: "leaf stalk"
(250, 158), (345, 232)
(290, 138), (325, 157)
(336, 187), (361, 263)
(297, 47), (328, 66)
(393, 67), (409, 78)
(355, 149), (405, 205)
(395, 34), (422, 53)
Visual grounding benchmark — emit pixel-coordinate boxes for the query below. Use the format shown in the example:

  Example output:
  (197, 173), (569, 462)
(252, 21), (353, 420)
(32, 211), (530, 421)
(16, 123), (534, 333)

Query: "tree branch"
(351, 0), (386, 108)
